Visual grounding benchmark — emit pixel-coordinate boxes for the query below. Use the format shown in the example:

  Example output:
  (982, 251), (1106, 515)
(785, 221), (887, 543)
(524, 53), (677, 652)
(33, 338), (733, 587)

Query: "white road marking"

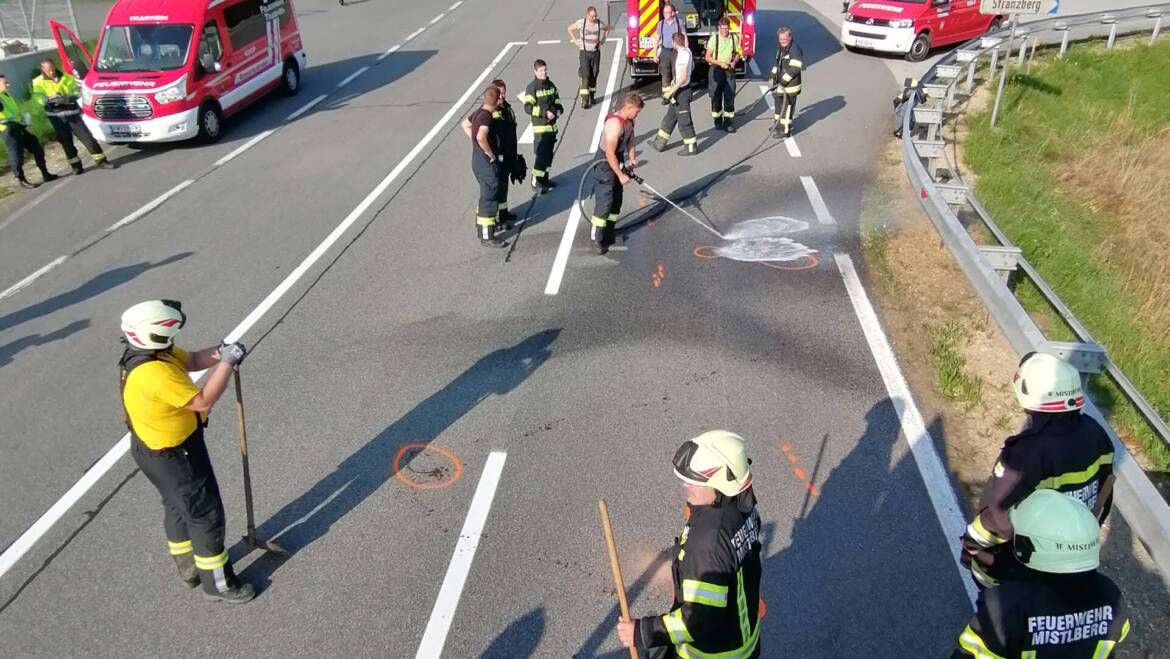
(378, 44), (401, 62)
(106, 179), (195, 232)
(286, 93), (328, 121)
(800, 176), (835, 226)
(544, 34), (623, 296)
(0, 255), (67, 303)
(538, 39), (561, 44)
(785, 137), (802, 158)
(415, 451), (507, 658)
(834, 253), (978, 606)
(429, 12), (447, 25)
(214, 130), (276, 166)
(757, 83), (775, 111)
(0, 41), (517, 580)
(449, 0), (462, 9)
(519, 123), (534, 145)
(337, 65), (370, 88)
(0, 180), (68, 234)
(0, 7), (465, 309)
(749, 57), (762, 77)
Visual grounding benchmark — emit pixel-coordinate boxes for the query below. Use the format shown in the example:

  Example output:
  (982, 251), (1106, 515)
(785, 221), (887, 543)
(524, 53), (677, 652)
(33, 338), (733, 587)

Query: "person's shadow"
(236, 329), (561, 586)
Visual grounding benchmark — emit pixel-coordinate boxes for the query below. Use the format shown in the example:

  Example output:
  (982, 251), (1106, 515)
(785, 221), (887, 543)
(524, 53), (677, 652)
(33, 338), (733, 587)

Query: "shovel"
(234, 367), (286, 555)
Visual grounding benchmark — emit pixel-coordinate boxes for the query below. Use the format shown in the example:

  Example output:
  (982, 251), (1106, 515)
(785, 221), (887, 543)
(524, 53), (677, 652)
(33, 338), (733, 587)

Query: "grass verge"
(965, 37), (1170, 471)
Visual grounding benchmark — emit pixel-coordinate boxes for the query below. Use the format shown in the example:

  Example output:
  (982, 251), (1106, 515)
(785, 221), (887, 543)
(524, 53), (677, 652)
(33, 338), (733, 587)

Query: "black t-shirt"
(469, 107), (496, 164)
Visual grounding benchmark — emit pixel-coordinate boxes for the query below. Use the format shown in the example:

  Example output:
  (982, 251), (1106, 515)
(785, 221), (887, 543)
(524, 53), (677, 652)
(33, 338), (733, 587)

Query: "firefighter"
(491, 79), (524, 230)
(119, 300), (254, 603)
(952, 489), (1130, 658)
(0, 74), (58, 189)
(651, 32), (698, 156)
(590, 92), (644, 255)
(463, 85), (507, 248)
(523, 59), (563, 195)
(704, 18), (741, 133)
(568, 6), (609, 109)
(770, 27), (803, 140)
(32, 58), (114, 174)
(617, 430), (763, 658)
(961, 352), (1115, 590)
(653, 3), (686, 104)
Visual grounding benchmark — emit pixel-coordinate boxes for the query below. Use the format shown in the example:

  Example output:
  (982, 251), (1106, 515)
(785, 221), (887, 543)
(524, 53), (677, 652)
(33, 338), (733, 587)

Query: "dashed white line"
(544, 35), (623, 296)
(430, 12), (447, 25)
(749, 57), (763, 77)
(448, 0), (462, 9)
(757, 83), (775, 111)
(415, 451), (507, 658)
(0, 255), (67, 303)
(106, 179), (195, 232)
(0, 180), (67, 234)
(538, 39), (562, 44)
(785, 137), (802, 158)
(378, 44), (401, 62)
(834, 253), (977, 606)
(0, 40), (516, 579)
(800, 176), (835, 226)
(285, 93), (327, 121)
(406, 27), (427, 41)
(214, 130), (276, 166)
(337, 65), (370, 88)
(519, 123), (534, 145)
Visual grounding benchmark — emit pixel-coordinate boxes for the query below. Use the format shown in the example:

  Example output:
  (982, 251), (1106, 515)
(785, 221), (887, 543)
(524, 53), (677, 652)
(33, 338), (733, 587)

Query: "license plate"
(109, 124), (144, 138)
(639, 36), (655, 49)
(853, 38), (875, 49)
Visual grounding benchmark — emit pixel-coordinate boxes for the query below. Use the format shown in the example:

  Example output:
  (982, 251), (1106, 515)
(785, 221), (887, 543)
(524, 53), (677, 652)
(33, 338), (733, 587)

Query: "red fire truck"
(626, 0), (756, 79)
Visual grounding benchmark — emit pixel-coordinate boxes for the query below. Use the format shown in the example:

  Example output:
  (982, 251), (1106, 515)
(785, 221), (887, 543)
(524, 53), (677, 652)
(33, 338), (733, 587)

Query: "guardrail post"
(979, 245), (1022, 287)
(1016, 28), (1030, 66)
(1151, 10), (1163, 44)
(1056, 23), (1070, 58)
(989, 45), (999, 74)
(965, 58), (977, 92)
(1045, 341), (1108, 375)
(1103, 14), (1119, 49)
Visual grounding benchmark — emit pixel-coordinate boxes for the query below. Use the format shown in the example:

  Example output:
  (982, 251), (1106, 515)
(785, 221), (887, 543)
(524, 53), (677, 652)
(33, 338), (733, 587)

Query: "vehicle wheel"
(281, 58), (301, 96)
(197, 102), (224, 144)
(905, 32), (931, 62)
(987, 18), (1003, 33)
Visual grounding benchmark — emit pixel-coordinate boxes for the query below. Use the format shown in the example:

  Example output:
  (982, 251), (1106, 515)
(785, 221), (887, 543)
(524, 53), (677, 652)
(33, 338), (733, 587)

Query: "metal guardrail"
(899, 5), (1170, 587)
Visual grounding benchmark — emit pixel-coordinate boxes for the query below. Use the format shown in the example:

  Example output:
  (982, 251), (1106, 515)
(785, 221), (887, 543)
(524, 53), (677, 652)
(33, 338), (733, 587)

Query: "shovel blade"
(245, 534), (288, 555)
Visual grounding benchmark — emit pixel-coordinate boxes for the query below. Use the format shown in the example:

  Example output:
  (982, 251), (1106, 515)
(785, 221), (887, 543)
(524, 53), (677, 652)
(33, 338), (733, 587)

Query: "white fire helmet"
(1011, 489), (1101, 574)
(1012, 352), (1084, 413)
(121, 300), (186, 350)
(672, 430), (753, 498)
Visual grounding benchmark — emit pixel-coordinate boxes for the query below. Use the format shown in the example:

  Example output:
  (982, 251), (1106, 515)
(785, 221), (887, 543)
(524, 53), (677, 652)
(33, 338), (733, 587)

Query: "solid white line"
(0, 255), (68, 303)
(0, 42), (516, 579)
(785, 137), (802, 158)
(106, 179), (195, 232)
(214, 130), (276, 166)
(538, 39), (561, 44)
(285, 93), (327, 121)
(544, 35), (623, 296)
(337, 65), (370, 88)
(519, 123), (534, 145)
(415, 451), (507, 659)
(834, 253), (978, 606)
(800, 176), (835, 226)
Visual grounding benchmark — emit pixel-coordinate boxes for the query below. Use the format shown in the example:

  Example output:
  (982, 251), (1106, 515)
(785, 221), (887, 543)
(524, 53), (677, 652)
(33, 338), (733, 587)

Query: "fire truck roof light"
(746, 12), (754, 26)
(628, 15), (638, 28)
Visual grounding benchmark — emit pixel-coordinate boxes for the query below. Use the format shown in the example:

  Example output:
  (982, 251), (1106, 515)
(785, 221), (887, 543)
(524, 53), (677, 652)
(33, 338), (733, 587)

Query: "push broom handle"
(234, 367), (257, 537)
(599, 498), (639, 659)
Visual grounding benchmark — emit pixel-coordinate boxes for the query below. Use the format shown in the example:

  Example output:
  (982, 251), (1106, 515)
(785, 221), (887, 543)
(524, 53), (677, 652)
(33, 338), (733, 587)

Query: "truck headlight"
(153, 76), (186, 104)
(891, 19), (914, 28)
(845, 12), (853, 21)
(81, 86), (93, 105)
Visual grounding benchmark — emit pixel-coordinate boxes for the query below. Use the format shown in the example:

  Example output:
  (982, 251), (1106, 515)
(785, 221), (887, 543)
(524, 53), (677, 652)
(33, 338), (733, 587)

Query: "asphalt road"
(0, 0), (1098, 655)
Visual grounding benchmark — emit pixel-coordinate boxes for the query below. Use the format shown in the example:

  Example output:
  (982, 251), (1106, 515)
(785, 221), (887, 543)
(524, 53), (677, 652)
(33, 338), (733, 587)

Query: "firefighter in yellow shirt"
(119, 300), (253, 603)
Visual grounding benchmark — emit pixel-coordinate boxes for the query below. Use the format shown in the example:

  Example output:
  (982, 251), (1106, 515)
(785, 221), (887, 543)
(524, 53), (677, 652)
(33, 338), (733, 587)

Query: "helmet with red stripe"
(1012, 352), (1084, 413)
(121, 300), (186, 350)
(673, 430), (753, 497)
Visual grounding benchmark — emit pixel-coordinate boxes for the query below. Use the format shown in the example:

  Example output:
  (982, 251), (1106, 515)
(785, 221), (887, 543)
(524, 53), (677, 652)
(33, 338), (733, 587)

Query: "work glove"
(218, 341), (248, 367)
(511, 154), (528, 184)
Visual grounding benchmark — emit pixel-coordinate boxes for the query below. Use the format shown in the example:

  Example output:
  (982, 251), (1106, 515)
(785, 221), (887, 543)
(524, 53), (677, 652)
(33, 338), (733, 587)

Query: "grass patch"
(929, 321), (984, 408)
(861, 226), (899, 296)
(965, 37), (1170, 470)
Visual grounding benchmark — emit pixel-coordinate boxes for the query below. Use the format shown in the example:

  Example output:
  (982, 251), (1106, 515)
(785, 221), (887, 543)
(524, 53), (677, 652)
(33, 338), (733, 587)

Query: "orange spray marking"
(779, 440), (818, 497)
(651, 262), (664, 288)
(392, 444), (463, 490)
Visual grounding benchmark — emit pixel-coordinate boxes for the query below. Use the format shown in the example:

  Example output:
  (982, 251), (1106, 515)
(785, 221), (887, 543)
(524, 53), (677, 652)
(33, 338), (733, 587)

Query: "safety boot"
(543, 176), (557, 190)
(40, 171), (59, 182)
(532, 177), (548, 195)
(771, 124), (783, 139)
(651, 136), (668, 153)
(197, 558), (256, 604)
(479, 225), (508, 248)
(72, 162), (85, 175)
(679, 143), (699, 156)
(95, 157), (115, 170)
(497, 209), (517, 231)
(173, 553), (200, 589)
(203, 582), (256, 604)
(15, 175), (36, 189)
(723, 120), (737, 134)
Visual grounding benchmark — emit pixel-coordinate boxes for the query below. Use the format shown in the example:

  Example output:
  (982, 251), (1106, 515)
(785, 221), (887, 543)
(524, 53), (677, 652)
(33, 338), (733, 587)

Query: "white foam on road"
(0, 39), (516, 582)
(415, 451), (507, 658)
(544, 39), (624, 296)
(835, 253), (978, 606)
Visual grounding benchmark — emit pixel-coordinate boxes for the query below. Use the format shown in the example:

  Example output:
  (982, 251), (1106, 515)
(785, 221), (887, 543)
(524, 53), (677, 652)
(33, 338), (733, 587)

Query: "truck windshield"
(95, 24), (195, 73)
